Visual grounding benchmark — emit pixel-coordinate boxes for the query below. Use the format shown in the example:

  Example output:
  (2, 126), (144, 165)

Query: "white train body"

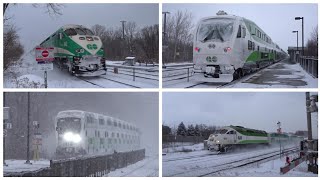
(55, 110), (140, 157)
(207, 126), (269, 152)
(193, 11), (287, 82)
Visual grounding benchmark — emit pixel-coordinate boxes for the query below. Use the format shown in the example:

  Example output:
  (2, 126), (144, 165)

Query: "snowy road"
(162, 144), (314, 177)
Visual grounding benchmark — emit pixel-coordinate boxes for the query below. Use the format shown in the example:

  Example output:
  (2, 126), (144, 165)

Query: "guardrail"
(106, 64), (159, 81)
(296, 56), (318, 78)
(162, 63), (194, 82)
(4, 149), (145, 177)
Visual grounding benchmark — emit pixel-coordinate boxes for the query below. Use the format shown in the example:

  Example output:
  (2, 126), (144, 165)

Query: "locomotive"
(55, 110), (141, 158)
(193, 11), (288, 82)
(207, 125), (303, 152)
(40, 24), (106, 76)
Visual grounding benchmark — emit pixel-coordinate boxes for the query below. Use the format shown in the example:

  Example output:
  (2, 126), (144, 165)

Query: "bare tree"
(306, 25), (318, 57)
(125, 21), (137, 55)
(4, 3), (63, 16)
(164, 10), (194, 63)
(3, 25), (24, 71)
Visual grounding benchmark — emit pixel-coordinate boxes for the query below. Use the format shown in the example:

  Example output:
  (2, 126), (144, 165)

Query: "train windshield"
(83, 28), (94, 36)
(215, 129), (228, 134)
(57, 117), (81, 133)
(64, 28), (77, 36)
(75, 28), (86, 35)
(197, 18), (234, 42)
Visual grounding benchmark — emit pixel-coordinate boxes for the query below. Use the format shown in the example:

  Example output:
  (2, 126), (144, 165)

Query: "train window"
(75, 28), (86, 35)
(64, 28), (77, 36)
(114, 121), (117, 127)
(112, 132), (114, 137)
(248, 40), (253, 50)
(242, 27), (246, 38)
(98, 131), (100, 138)
(86, 113), (95, 124)
(99, 117), (105, 125)
(252, 42), (255, 50)
(83, 28), (94, 36)
(107, 118), (112, 126)
(100, 138), (104, 145)
(117, 133), (119, 138)
(237, 25), (241, 38)
(257, 46), (260, 52)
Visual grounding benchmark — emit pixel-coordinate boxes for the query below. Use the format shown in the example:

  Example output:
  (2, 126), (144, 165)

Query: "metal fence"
(106, 64), (159, 82)
(163, 135), (205, 144)
(162, 63), (194, 82)
(4, 149), (145, 177)
(296, 56), (318, 78)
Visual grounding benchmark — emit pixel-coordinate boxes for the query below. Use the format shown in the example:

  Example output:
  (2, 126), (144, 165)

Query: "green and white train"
(207, 126), (302, 152)
(193, 11), (288, 82)
(40, 24), (106, 76)
(55, 110), (140, 158)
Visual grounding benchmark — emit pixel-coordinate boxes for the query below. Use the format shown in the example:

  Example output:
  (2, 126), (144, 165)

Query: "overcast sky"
(163, 92), (318, 137)
(5, 3), (158, 51)
(163, 3), (317, 51)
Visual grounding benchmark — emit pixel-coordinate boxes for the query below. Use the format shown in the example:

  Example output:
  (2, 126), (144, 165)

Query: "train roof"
(56, 110), (137, 129)
(60, 24), (90, 31)
(228, 125), (268, 137)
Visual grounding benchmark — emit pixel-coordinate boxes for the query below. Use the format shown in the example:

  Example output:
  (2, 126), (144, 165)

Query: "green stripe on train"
(246, 51), (275, 62)
(238, 140), (269, 144)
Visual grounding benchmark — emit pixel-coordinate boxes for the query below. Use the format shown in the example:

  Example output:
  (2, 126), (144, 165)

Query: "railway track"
(167, 146), (298, 177)
(76, 76), (141, 88)
(182, 59), (285, 88)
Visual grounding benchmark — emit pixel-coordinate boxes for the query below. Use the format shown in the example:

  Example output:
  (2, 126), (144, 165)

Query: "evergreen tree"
(194, 124), (200, 136)
(187, 124), (195, 136)
(177, 122), (187, 136)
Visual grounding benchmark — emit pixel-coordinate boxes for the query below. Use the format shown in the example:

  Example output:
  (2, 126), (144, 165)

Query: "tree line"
(163, 122), (219, 139)
(91, 22), (159, 63)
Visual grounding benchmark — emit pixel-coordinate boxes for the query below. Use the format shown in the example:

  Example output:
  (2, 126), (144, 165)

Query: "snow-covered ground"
(3, 159), (50, 173)
(106, 155), (159, 177)
(162, 143), (316, 177)
(163, 61), (318, 88)
(217, 156), (317, 177)
(4, 51), (158, 88)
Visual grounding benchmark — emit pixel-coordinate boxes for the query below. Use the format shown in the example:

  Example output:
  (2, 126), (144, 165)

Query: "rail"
(4, 149), (145, 177)
(296, 56), (318, 78)
(106, 64), (159, 82)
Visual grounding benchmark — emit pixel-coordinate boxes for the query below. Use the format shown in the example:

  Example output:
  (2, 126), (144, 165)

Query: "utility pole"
(162, 12), (170, 65)
(120, 20), (126, 40)
(277, 121), (281, 159)
(25, 92), (31, 164)
(306, 92), (312, 141)
(3, 92), (7, 166)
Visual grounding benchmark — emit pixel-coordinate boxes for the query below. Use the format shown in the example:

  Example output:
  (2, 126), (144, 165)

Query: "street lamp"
(292, 31), (298, 52)
(295, 17), (304, 56)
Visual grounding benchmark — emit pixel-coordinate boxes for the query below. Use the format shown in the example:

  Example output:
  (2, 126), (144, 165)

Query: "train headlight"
(63, 132), (74, 142)
(73, 134), (82, 143)
(63, 132), (82, 143)
(216, 140), (219, 143)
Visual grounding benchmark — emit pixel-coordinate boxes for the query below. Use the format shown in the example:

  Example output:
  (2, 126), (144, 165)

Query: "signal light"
(224, 47), (232, 52)
(195, 47), (200, 52)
